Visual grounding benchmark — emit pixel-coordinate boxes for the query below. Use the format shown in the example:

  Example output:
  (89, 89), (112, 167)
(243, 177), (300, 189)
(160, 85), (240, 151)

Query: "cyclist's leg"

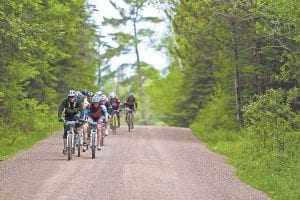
(63, 123), (68, 153)
(105, 114), (109, 136)
(125, 108), (128, 122)
(96, 117), (102, 149)
(110, 110), (114, 129)
(132, 111), (134, 128)
(117, 111), (120, 127)
(83, 123), (88, 150)
(130, 105), (134, 128)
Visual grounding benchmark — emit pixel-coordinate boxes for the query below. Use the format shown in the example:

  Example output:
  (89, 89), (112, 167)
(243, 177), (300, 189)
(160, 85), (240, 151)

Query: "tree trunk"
(133, 14), (146, 121)
(231, 19), (242, 129)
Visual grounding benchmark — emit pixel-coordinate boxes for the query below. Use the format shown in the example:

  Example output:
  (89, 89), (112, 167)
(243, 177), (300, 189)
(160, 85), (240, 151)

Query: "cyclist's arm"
(101, 105), (108, 122)
(78, 103), (84, 119)
(58, 99), (66, 119)
(135, 102), (138, 110)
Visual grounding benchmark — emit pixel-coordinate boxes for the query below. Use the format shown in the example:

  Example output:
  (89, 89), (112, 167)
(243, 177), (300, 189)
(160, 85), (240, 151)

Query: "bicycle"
(110, 110), (118, 134)
(88, 121), (98, 159)
(64, 121), (76, 160)
(126, 108), (134, 132)
(64, 120), (85, 160)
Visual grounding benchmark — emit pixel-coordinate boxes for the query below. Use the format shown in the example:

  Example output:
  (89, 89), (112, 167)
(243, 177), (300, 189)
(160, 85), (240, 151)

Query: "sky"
(87, 0), (170, 71)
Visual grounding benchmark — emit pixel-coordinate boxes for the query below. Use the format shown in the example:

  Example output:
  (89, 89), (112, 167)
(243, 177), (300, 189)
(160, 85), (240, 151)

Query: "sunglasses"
(68, 96), (75, 99)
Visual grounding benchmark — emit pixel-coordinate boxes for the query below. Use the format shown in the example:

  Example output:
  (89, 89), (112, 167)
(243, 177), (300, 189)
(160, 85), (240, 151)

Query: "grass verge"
(190, 125), (300, 200)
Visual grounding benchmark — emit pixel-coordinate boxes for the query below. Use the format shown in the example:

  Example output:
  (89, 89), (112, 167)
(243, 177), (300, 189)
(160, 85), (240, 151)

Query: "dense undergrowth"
(190, 88), (300, 200)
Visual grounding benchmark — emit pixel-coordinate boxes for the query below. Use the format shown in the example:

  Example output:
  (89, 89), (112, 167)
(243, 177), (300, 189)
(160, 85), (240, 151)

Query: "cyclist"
(124, 92), (138, 128)
(58, 90), (84, 154)
(87, 95), (108, 150)
(109, 92), (122, 128)
(99, 94), (110, 136)
(80, 90), (90, 152)
(82, 91), (94, 151)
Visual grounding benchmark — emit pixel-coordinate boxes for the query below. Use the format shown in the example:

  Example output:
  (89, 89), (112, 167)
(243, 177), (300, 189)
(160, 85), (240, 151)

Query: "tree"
(101, 0), (162, 121)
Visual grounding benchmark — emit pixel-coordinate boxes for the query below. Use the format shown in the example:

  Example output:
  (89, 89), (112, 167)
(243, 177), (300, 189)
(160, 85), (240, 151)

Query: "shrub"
(242, 88), (297, 152)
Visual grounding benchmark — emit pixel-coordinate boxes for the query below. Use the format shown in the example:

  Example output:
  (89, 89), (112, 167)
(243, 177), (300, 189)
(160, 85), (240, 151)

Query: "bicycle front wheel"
(67, 134), (73, 160)
(91, 131), (96, 159)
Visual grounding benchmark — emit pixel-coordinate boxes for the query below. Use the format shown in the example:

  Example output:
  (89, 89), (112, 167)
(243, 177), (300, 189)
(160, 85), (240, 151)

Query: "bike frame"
(110, 110), (118, 134)
(75, 124), (83, 157)
(65, 121), (76, 161)
(88, 121), (98, 159)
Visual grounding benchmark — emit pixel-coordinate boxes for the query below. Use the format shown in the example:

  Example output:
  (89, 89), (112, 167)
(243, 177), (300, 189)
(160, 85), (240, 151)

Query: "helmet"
(95, 91), (102, 96)
(92, 95), (100, 103)
(110, 92), (116, 98)
(81, 90), (88, 96)
(129, 92), (134, 97)
(87, 92), (94, 97)
(68, 90), (76, 97)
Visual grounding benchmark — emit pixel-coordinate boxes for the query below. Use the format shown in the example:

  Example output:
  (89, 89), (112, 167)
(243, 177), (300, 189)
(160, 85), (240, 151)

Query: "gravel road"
(0, 126), (269, 200)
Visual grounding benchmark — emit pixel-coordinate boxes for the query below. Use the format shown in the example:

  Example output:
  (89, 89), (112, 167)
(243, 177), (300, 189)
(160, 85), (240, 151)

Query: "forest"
(0, 0), (299, 199)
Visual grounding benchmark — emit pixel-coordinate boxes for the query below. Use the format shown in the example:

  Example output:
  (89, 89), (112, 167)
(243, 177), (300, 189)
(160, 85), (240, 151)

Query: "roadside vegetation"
(0, 1), (100, 159)
(144, 1), (300, 199)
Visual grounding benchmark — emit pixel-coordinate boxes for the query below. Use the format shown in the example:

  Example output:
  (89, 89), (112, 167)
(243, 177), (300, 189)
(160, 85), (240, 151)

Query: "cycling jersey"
(58, 98), (84, 120)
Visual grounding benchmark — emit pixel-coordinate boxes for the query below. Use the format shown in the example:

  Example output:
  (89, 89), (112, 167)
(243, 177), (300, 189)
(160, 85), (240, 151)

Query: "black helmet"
(87, 92), (94, 97)
(81, 90), (88, 96)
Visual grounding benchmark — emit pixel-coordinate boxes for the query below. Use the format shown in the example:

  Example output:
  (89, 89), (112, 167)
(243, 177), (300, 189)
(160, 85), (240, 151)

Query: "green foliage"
(0, 0), (100, 159)
(191, 122), (300, 200)
(242, 88), (297, 152)
(190, 86), (236, 136)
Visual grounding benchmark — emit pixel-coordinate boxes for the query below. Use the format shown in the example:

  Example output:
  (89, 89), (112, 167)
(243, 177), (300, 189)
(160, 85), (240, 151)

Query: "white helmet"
(68, 90), (76, 97)
(129, 92), (134, 97)
(95, 91), (102, 96)
(92, 95), (100, 103)
(110, 92), (116, 98)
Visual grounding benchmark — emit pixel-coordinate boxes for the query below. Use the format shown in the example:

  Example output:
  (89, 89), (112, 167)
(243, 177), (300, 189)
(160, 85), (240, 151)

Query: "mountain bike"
(88, 121), (98, 159)
(65, 121), (76, 161)
(64, 120), (85, 160)
(126, 108), (134, 132)
(110, 110), (118, 134)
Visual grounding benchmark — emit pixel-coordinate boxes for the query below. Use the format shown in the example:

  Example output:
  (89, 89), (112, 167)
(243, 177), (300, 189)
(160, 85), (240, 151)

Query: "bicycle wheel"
(91, 131), (96, 159)
(67, 133), (73, 160)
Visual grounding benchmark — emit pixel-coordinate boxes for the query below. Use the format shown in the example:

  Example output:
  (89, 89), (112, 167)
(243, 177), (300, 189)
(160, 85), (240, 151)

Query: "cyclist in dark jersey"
(124, 92), (138, 127)
(58, 90), (84, 154)
(109, 92), (122, 128)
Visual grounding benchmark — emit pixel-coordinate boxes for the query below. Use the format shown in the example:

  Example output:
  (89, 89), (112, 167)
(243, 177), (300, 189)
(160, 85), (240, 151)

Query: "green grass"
(0, 119), (61, 160)
(191, 125), (300, 200)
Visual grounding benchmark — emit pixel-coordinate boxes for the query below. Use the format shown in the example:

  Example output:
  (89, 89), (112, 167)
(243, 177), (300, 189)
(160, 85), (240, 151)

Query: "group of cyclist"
(58, 90), (137, 153)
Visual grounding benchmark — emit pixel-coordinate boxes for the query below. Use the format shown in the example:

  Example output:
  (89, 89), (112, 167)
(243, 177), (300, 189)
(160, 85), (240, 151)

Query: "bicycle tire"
(91, 131), (96, 159)
(67, 133), (72, 160)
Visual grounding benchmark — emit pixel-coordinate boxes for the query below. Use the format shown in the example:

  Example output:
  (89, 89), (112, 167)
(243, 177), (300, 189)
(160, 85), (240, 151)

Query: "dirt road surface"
(0, 126), (269, 200)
